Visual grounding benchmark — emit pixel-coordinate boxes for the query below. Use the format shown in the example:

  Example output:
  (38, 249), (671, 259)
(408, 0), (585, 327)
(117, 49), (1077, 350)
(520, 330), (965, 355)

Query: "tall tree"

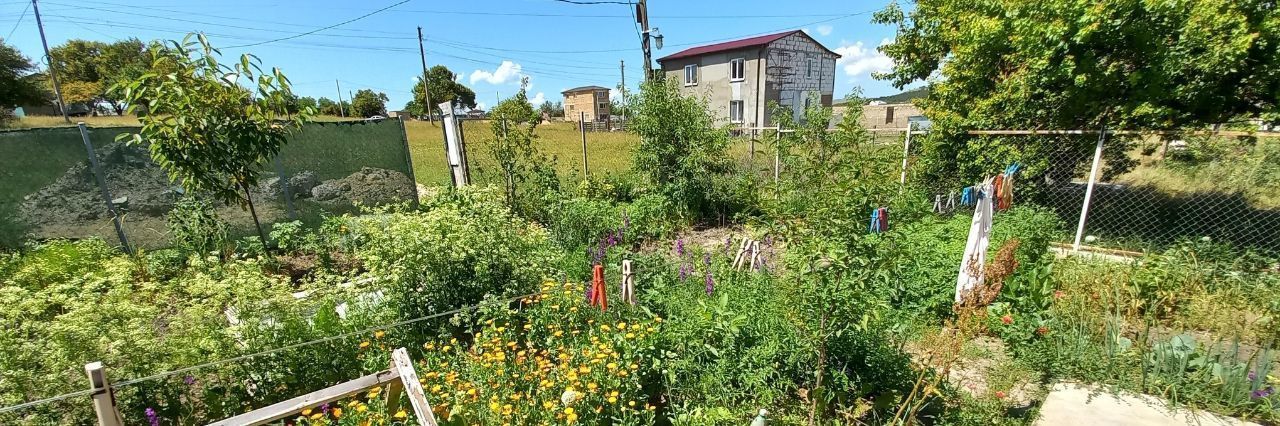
(349, 89), (388, 117)
(115, 34), (312, 247)
(405, 65), (476, 116)
(49, 38), (149, 115)
(874, 0), (1280, 187)
(0, 39), (49, 114)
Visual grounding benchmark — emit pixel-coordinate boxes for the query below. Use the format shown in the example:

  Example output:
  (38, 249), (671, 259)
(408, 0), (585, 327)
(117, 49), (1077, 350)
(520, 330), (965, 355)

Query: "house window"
(807, 58), (817, 77)
(730, 58), (745, 81)
(569, 104), (575, 111)
(684, 64), (698, 85)
(729, 100), (744, 123)
(885, 106), (895, 124)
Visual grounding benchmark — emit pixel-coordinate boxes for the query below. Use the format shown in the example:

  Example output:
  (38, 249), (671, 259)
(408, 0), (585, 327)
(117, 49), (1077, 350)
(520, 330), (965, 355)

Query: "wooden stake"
(85, 362), (123, 426)
(391, 348), (438, 426)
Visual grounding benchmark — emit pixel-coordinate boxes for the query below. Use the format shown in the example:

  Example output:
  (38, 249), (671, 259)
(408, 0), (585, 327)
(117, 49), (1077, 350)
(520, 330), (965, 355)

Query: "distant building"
(387, 110), (407, 119)
(562, 86), (611, 123)
(833, 87), (930, 130)
(657, 30), (839, 127)
(466, 109), (487, 119)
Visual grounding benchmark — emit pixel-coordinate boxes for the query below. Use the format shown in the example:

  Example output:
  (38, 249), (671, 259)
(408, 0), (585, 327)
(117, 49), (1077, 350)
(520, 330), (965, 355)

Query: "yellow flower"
(617, 322), (627, 329)
(586, 383), (598, 391)
(310, 413), (322, 420)
(359, 341), (370, 349)
(543, 400), (556, 410)
(601, 324), (611, 332)
(628, 400), (636, 407)
(301, 408), (313, 416)
(374, 330), (385, 339)
(356, 404), (368, 413)
(553, 330), (564, 337)
(606, 362), (618, 370)
(394, 409), (407, 419)
(608, 396), (617, 403)
(564, 407), (575, 415)
(625, 332), (636, 339)
(567, 413), (578, 423)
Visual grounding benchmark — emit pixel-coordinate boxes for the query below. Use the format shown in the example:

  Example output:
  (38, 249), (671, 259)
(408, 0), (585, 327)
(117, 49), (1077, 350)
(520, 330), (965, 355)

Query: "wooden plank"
(85, 362), (124, 426)
(206, 369), (401, 426)
(392, 348), (439, 426)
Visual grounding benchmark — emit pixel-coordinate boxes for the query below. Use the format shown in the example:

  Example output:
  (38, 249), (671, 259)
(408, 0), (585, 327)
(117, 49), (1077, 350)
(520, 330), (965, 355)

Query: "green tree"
(316, 97), (348, 116)
(0, 39), (48, 123)
(405, 65), (477, 118)
(487, 79), (550, 212)
(296, 96), (318, 113)
(538, 100), (563, 118)
(874, 0), (1280, 187)
(349, 89), (388, 117)
(630, 76), (734, 219)
(49, 38), (149, 115)
(114, 34), (312, 246)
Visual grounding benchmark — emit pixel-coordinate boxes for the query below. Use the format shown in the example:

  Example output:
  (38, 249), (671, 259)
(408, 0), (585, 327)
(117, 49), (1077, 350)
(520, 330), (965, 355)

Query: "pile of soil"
(309, 167), (415, 206)
(19, 144), (178, 227)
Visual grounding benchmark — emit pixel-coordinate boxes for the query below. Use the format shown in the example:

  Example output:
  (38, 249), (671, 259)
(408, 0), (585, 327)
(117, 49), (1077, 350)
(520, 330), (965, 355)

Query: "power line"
(224, 0), (412, 49)
(43, 0), (411, 37)
(4, 0), (29, 40)
(550, 0), (632, 4)
(42, 1), (415, 41)
(0, 291), (541, 415)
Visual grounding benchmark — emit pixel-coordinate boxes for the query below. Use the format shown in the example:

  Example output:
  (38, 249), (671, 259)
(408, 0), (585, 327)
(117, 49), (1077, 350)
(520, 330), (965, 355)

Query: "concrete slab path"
(1036, 382), (1260, 426)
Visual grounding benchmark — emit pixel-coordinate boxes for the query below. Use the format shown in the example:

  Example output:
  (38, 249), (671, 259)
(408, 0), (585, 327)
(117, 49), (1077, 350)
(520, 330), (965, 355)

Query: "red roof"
(657, 30), (838, 62)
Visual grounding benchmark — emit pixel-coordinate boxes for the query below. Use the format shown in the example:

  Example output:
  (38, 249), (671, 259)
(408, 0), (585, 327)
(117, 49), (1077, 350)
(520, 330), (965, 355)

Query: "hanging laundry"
(960, 186), (975, 206)
(589, 264), (608, 311)
(870, 207), (889, 233)
(946, 191), (957, 211)
(933, 195), (943, 213)
(956, 178), (994, 303)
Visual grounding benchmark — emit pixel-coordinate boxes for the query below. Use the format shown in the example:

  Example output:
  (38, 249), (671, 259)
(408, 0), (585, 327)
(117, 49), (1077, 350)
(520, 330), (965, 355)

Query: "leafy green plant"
(167, 195), (229, 256)
(114, 33), (313, 246)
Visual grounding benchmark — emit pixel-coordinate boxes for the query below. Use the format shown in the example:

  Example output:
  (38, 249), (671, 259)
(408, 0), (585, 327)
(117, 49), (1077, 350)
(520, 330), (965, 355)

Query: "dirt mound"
(20, 144), (178, 227)
(309, 167), (414, 206)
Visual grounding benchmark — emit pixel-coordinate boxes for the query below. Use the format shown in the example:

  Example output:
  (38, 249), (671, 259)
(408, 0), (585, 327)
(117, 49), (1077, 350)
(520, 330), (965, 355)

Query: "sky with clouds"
(1, 0), (916, 111)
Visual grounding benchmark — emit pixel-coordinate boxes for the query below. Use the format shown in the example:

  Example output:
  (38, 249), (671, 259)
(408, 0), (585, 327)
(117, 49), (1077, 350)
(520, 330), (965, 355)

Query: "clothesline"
(968, 129), (1280, 138)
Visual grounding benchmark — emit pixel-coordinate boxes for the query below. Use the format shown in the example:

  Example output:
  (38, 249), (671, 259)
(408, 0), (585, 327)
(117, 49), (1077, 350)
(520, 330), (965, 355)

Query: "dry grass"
(406, 120), (641, 185)
(10, 115), (141, 128)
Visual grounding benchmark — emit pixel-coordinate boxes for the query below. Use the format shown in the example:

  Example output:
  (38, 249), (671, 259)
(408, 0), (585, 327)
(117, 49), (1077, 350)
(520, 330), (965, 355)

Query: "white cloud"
(476, 102), (488, 111)
(470, 60), (524, 85)
(834, 38), (894, 81)
(816, 25), (833, 36)
(528, 92), (547, 105)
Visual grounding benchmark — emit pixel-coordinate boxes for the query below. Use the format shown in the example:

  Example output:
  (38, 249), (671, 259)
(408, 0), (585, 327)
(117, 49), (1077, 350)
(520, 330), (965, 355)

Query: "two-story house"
(657, 30), (839, 127)
(562, 86), (612, 123)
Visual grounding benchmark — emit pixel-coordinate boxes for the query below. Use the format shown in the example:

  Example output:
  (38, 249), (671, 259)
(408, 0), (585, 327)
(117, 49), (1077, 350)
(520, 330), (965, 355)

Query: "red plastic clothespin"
(589, 264), (608, 311)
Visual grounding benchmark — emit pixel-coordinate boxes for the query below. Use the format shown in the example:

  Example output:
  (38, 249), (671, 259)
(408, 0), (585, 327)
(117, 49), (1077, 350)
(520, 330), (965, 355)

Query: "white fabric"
(956, 179), (994, 302)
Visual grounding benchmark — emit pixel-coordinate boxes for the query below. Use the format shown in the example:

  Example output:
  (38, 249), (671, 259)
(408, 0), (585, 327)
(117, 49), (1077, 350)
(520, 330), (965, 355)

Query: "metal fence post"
(85, 362), (123, 426)
(898, 122), (914, 193)
(78, 123), (131, 255)
(1073, 127), (1107, 251)
(395, 116), (421, 208)
(773, 127), (781, 184)
(579, 111), (589, 180)
(272, 156), (297, 220)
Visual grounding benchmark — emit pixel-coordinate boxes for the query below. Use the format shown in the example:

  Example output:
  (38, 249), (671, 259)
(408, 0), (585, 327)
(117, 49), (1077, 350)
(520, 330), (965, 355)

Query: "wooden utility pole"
(416, 26), (435, 123)
(335, 80), (347, 117)
(636, 0), (651, 80)
(32, 0), (69, 123)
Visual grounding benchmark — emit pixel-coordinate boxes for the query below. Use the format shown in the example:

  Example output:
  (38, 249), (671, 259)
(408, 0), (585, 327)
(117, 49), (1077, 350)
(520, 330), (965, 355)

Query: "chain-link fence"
(0, 119), (417, 251)
(915, 131), (1280, 257)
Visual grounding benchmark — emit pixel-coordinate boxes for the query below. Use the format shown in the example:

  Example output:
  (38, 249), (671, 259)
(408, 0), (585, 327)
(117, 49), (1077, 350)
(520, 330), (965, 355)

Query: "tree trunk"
(241, 182), (270, 250)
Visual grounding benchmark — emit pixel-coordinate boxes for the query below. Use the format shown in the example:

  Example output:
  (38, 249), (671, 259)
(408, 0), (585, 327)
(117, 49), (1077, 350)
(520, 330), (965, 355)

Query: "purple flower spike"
(679, 263), (689, 281)
(703, 252), (711, 266)
(1251, 386), (1274, 399)
(704, 272), (715, 295)
(145, 408), (159, 426)
(676, 239), (685, 256)
(183, 375), (195, 386)
(1249, 371), (1258, 381)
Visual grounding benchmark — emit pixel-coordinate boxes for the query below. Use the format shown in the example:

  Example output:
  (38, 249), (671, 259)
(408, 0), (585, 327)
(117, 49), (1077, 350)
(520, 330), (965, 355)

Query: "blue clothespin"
(869, 209), (880, 233)
(1004, 163), (1021, 177)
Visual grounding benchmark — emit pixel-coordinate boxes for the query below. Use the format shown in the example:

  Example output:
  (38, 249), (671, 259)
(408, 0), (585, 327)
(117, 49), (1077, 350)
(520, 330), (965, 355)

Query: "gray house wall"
(659, 32), (837, 127)
(764, 32), (838, 124)
(660, 48), (767, 128)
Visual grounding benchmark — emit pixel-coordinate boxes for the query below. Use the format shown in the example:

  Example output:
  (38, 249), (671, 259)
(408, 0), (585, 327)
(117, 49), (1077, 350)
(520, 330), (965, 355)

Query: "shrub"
(167, 195), (229, 255)
(348, 186), (557, 321)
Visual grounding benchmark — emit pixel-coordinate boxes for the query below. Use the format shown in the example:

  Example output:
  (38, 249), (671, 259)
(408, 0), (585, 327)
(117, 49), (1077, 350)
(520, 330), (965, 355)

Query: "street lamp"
(651, 27), (663, 50)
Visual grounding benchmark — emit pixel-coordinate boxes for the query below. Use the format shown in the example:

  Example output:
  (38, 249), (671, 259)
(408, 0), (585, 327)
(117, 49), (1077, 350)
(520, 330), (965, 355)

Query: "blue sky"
(1, 0), (910, 111)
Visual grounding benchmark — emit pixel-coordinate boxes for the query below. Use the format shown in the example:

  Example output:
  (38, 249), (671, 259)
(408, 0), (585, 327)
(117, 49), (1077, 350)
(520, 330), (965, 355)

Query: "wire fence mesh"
(0, 119), (418, 251)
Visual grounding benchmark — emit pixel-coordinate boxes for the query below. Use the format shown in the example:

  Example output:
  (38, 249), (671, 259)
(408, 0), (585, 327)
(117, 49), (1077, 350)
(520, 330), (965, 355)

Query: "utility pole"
(335, 80), (346, 117)
(636, 0), (652, 80)
(619, 60), (626, 123)
(32, 0), (69, 124)
(416, 26), (435, 123)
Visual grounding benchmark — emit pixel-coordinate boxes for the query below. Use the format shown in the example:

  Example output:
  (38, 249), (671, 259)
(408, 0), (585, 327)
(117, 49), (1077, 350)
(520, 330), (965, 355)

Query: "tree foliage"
(630, 76), (735, 219)
(48, 38), (149, 115)
(538, 100), (563, 118)
(405, 65), (477, 116)
(316, 97), (349, 116)
(114, 34), (312, 243)
(487, 79), (553, 214)
(874, 0), (1280, 187)
(349, 89), (388, 117)
(0, 38), (49, 114)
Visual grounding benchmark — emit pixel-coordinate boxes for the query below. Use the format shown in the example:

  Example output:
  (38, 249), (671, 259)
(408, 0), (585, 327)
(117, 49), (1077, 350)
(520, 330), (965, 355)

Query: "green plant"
(114, 33), (313, 246)
(167, 196), (229, 255)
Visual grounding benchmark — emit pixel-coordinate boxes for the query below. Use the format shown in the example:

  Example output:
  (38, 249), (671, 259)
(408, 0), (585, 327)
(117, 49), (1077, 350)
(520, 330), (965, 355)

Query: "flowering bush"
(412, 279), (662, 425)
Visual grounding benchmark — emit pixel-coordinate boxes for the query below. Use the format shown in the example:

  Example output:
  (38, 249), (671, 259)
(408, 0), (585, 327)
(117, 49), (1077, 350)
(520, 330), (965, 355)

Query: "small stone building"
(657, 30), (839, 127)
(562, 86), (611, 123)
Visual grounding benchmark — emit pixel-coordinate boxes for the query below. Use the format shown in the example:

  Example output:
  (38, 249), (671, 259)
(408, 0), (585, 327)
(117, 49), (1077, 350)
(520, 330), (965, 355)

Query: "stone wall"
(764, 32), (838, 124)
